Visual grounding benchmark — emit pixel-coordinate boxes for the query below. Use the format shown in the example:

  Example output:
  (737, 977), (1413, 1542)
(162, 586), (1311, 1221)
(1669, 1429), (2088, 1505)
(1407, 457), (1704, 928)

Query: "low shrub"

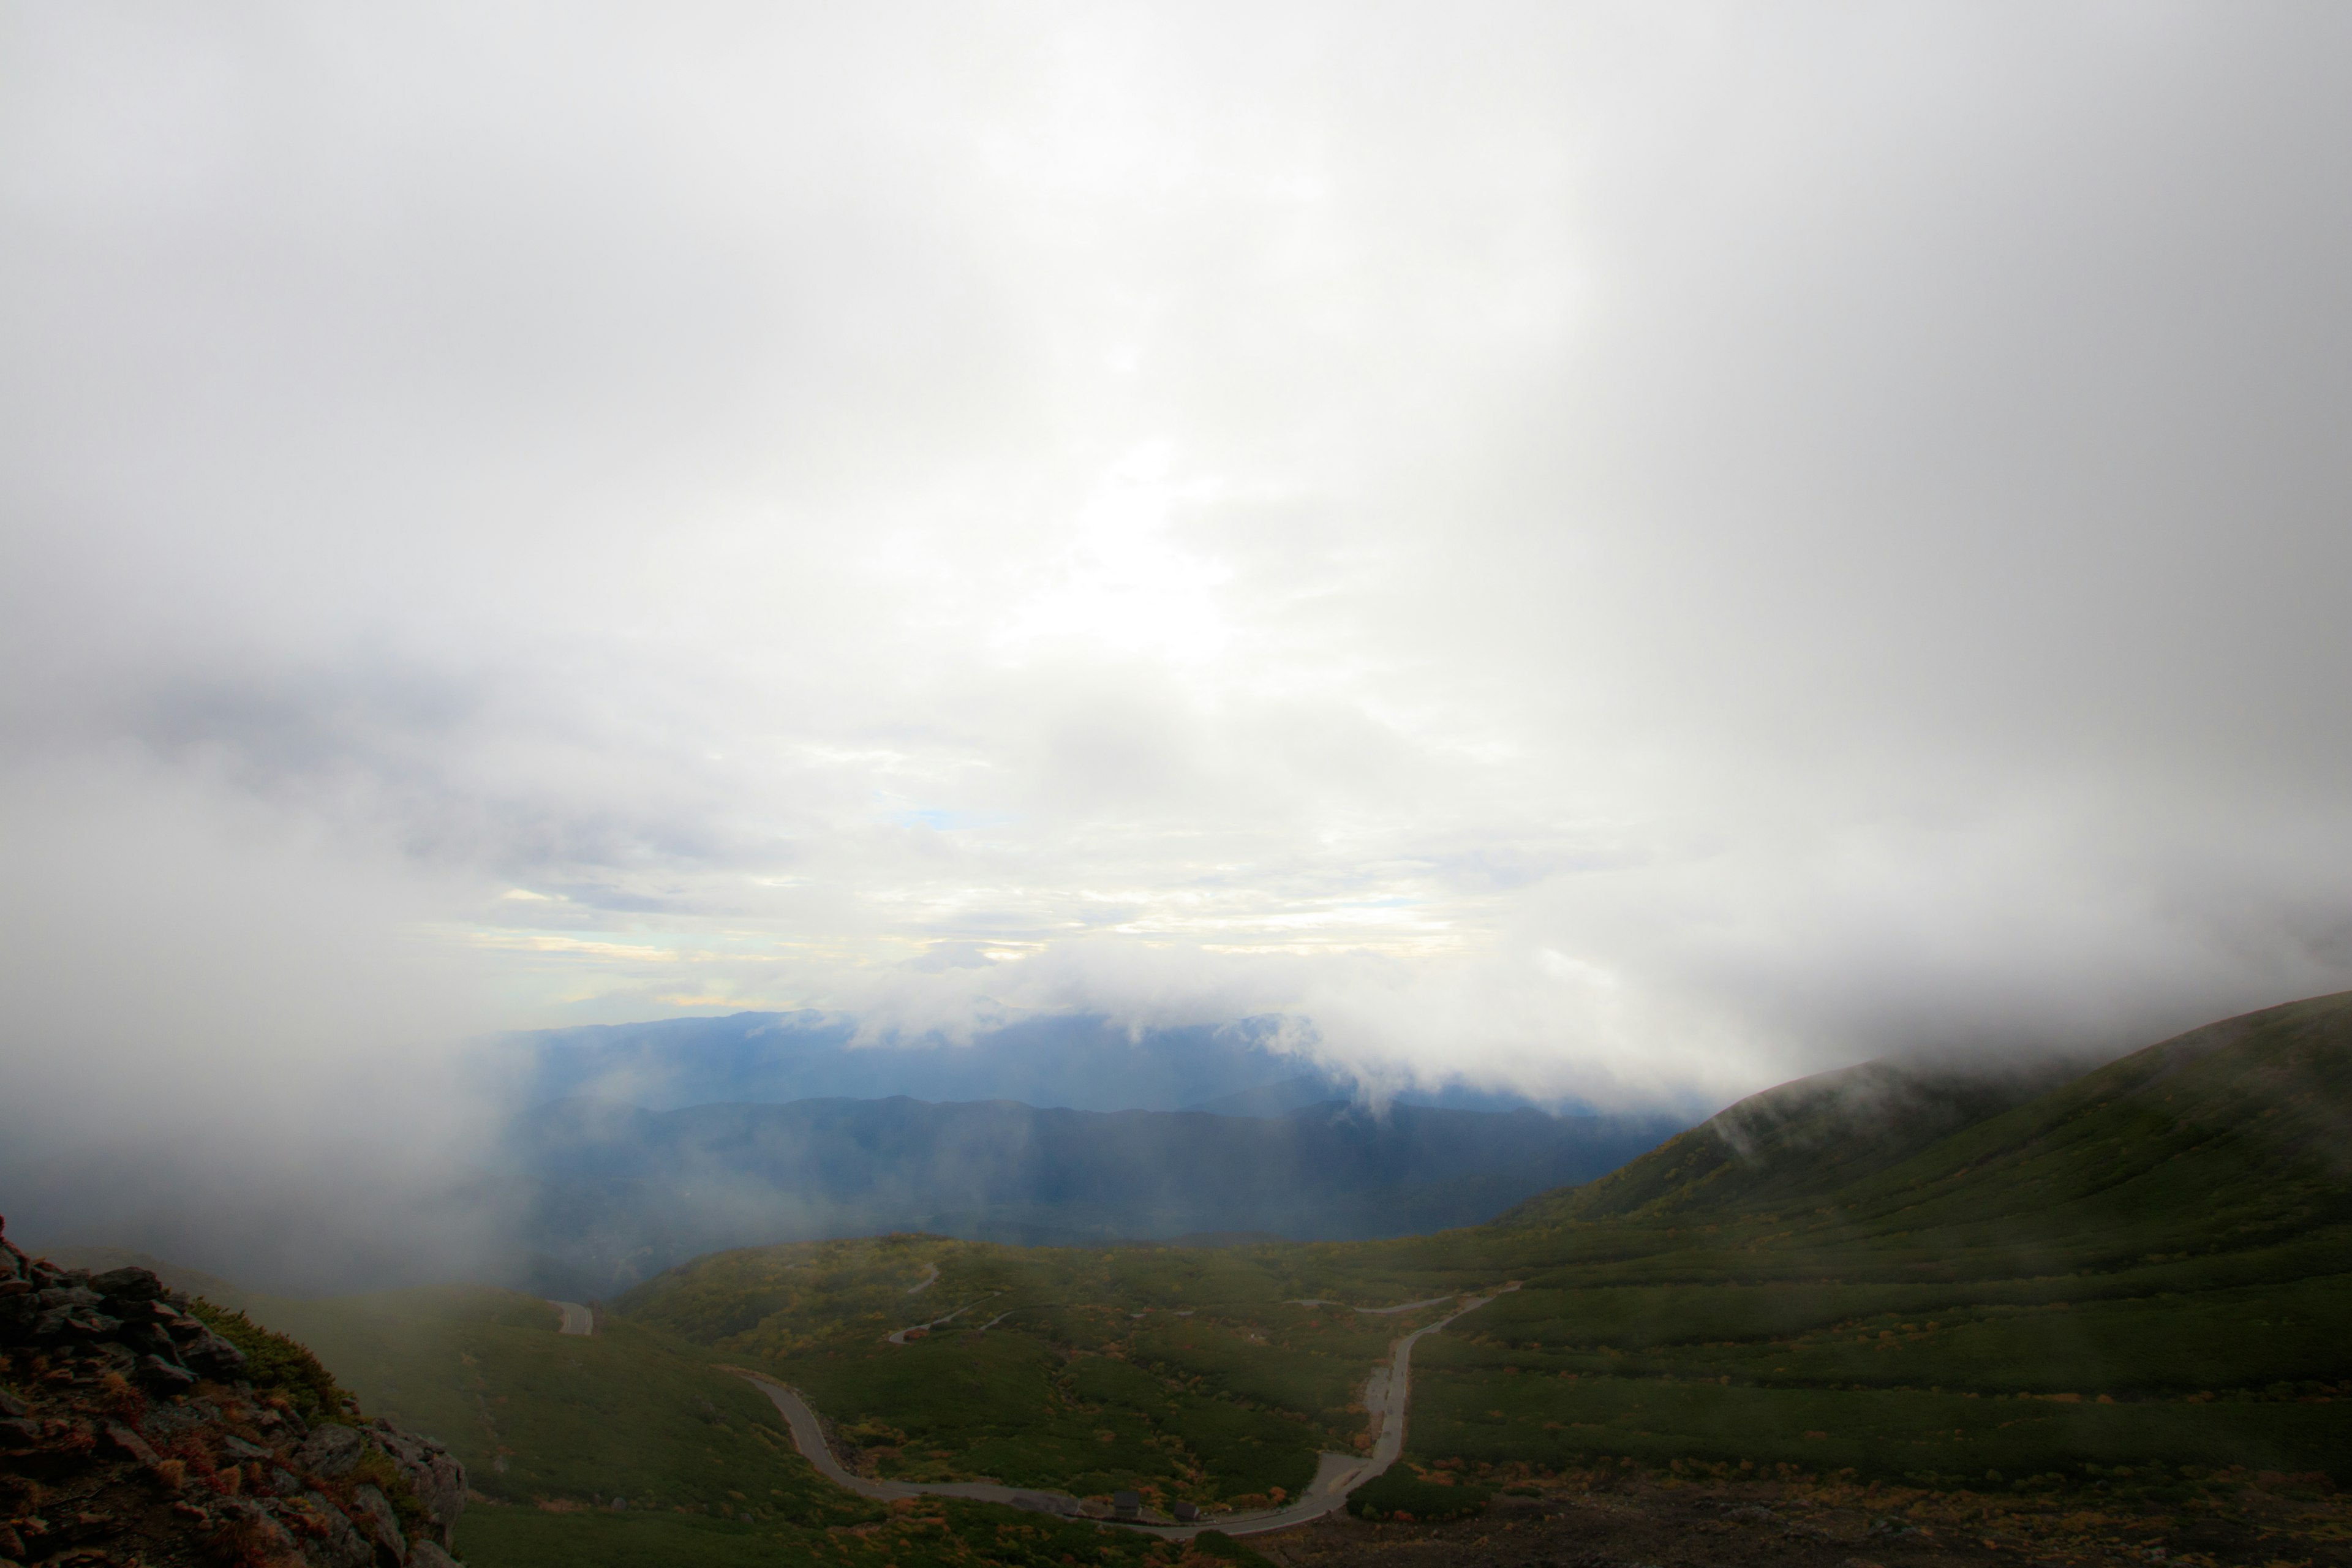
(186, 1300), (354, 1422)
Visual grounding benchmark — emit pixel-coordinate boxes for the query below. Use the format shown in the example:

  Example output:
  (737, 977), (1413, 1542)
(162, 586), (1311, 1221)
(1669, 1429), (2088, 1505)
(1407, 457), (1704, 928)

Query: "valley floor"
(1242, 1466), (2352, 1568)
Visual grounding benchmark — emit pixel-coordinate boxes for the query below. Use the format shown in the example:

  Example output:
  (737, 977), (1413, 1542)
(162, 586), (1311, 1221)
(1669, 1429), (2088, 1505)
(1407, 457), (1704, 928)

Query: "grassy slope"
(615, 1235), (1414, 1509)
(611, 992), (2352, 1512)
(238, 1284), (894, 1566)
(241, 1280), (1268, 1567)
(1392, 992), (2352, 1486)
(248, 1286), (850, 1519)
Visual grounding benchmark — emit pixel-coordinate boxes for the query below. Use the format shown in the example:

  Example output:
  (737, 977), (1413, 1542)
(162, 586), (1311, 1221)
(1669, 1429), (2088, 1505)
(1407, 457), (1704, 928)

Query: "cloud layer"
(7, 1), (2352, 1153)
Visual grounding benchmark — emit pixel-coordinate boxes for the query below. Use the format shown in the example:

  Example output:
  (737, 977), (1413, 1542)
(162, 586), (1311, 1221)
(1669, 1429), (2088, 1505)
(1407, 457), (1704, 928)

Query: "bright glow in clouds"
(7, 1), (2352, 1134)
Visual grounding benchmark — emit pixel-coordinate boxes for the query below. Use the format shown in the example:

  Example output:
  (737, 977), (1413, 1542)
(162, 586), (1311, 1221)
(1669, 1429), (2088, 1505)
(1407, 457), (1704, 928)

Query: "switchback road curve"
(737, 1283), (1518, 1540)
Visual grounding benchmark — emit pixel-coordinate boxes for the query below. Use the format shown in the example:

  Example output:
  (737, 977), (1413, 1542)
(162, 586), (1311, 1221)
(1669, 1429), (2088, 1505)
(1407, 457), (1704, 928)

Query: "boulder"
(172, 1321), (249, 1379)
(103, 1420), (161, 1466)
(352, 1483), (408, 1564)
(292, 1492), (375, 1568)
(37, 1284), (105, 1311)
(366, 1420), (467, 1544)
(138, 1352), (197, 1391)
(408, 1541), (462, 1568)
(89, 1340), (140, 1378)
(298, 1423), (367, 1480)
(34, 1304), (123, 1340)
(212, 1498), (303, 1565)
(91, 1266), (167, 1303)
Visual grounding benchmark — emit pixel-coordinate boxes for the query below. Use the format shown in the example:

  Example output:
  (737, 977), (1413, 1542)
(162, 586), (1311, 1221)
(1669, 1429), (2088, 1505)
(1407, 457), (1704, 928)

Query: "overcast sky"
(6, 1), (2351, 1131)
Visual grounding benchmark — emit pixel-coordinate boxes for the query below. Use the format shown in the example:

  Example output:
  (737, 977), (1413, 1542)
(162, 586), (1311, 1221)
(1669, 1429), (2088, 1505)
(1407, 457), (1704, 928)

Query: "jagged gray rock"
(298, 1421), (368, 1479)
(295, 1490), (378, 1568)
(216, 1496), (306, 1561)
(354, 1482), (409, 1564)
(368, 1418), (468, 1545)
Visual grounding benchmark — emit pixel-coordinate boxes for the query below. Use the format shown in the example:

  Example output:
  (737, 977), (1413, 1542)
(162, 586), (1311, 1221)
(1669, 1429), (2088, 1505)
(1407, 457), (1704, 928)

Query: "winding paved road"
(551, 1300), (594, 1336)
(741, 1282), (1518, 1540)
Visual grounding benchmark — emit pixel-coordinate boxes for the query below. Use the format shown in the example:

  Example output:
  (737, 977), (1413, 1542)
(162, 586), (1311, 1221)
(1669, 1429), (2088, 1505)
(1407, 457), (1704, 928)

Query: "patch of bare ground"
(1244, 1465), (2352, 1568)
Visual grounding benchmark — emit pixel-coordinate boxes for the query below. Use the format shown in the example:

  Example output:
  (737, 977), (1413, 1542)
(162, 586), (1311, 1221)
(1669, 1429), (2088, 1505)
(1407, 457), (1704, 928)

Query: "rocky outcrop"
(0, 1215), (467, 1567)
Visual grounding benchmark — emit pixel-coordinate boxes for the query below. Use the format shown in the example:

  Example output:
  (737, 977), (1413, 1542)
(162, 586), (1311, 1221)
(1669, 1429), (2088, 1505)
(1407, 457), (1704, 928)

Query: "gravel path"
(742, 1283), (1518, 1540)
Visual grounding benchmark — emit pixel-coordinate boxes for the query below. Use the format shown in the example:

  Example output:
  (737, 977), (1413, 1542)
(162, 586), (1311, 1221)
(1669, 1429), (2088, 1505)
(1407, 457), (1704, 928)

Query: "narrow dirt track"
(742, 1283), (1518, 1540)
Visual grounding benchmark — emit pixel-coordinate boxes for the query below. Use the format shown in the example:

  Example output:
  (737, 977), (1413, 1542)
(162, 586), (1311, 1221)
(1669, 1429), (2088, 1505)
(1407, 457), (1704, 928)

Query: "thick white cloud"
(6, 0), (2352, 1146)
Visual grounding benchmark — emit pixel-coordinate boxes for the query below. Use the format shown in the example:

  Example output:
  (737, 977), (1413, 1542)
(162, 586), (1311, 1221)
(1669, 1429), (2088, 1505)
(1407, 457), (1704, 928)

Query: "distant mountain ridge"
(505, 1093), (1687, 1296)
(498, 1010), (1577, 1116)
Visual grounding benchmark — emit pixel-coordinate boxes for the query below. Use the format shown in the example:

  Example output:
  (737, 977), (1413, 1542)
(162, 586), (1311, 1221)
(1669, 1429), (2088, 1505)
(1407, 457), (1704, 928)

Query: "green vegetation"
(1345, 1468), (1491, 1522)
(247, 1285), (869, 1525)
(247, 1279), (1268, 1568)
(1385, 992), (2352, 1489)
(185, 1298), (357, 1422)
(454, 1497), (1230, 1568)
(607, 990), (2352, 1514)
(616, 1236), (1420, 1508)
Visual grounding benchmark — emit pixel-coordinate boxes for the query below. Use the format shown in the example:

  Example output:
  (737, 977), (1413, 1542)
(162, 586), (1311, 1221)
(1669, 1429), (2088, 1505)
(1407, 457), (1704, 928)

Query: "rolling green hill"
(1520, 988), (2352, 1242)
(1506, 1056), (2075, 1223)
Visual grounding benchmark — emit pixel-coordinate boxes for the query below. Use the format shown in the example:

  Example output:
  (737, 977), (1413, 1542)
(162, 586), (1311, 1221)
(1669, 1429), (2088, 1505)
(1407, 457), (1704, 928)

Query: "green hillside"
(1504, 1056), (2073, 1223)
(615, 1234), (1407, 1510)
(606, 992), (2352, 1518)
(237, 1283), (1225, 1567)
(1367, 991), (2352, 1487)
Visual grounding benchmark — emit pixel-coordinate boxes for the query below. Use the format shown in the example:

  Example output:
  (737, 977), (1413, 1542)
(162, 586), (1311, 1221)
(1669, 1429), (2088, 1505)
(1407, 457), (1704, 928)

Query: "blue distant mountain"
(505, 1094), (1690, 1296)
(491, 1010), (1692, 1298)
(497, 1010), (1574, 1115)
